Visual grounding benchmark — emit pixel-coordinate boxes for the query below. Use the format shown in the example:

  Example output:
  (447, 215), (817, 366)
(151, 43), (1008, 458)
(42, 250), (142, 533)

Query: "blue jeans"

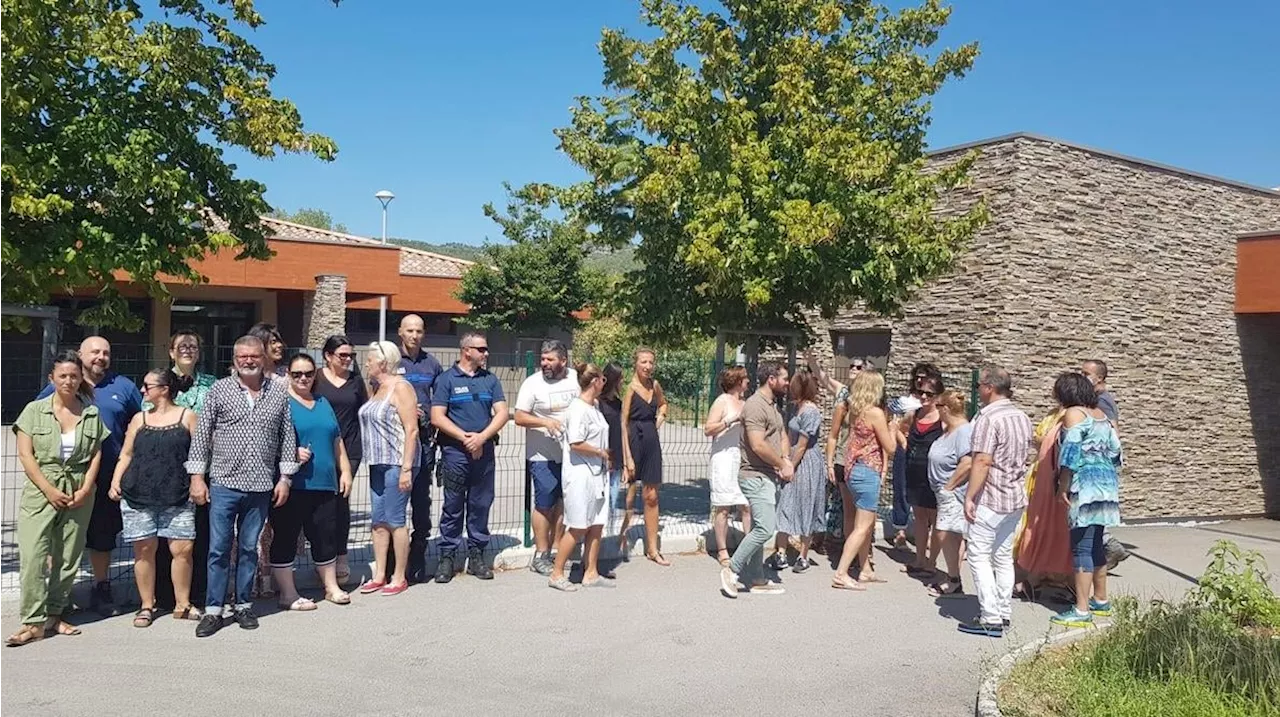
(205, 483), (270, 613)
(438, 444), (496, 555)
(890, 450), (910, 530)
(1071, 524), (1107, 572)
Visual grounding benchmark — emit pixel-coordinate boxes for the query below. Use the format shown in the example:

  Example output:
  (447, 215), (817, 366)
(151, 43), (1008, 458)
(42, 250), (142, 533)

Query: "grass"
(999, 540), (1280, 717)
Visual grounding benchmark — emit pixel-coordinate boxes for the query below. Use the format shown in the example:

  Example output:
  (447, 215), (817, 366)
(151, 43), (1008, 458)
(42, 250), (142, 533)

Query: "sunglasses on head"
(290, 370), (316, 379)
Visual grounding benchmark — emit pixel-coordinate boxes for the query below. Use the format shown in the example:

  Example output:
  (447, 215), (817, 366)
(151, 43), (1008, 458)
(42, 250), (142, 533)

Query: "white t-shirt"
(515, 368), (579, 462)
(562, 398), (609, 484)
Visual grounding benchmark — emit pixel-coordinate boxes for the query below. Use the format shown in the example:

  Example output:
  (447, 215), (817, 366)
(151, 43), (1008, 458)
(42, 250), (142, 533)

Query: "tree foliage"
(269, 207), (349, 234)
(455, 185), (606, 332)
(551, 0), (987, 340)
(2, 0), (337, 329)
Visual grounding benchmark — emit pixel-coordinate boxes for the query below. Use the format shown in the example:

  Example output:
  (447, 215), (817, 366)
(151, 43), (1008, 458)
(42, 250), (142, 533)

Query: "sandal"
(44, 618), (81, 636)
(325, 590), (351, 605)
(718, 556), (731, 568)
(133, 608), (156, 628)
(646, 552), (671, 567)
(173, 605), (203, 621)
(278, 597), (317, 611)
(6, 624), (45, 647)
(831, 576), (866, 591)
(928, 578), (966, 598)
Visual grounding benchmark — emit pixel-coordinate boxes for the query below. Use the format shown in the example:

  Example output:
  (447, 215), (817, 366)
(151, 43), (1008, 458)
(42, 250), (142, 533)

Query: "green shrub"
(1188, 540), (1280, 629)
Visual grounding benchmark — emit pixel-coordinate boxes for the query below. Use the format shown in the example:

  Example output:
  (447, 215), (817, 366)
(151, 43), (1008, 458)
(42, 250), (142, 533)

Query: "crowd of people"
(7, 318), (1123, 645)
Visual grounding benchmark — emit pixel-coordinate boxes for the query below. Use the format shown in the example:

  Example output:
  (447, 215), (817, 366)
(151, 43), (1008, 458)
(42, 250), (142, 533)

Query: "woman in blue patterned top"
(1051, 371), (1122, 627)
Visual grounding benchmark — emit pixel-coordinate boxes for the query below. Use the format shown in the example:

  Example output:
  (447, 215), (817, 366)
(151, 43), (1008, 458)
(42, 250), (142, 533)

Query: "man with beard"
(186, 336), (298, 637)
(394, 314), (444, 582)
(37, 336), (142, 617)
(514, 340), (579, 575)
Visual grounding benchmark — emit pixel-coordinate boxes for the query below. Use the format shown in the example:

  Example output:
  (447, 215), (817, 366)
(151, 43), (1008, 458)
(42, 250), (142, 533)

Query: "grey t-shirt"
(927, 422), (975, 490)
(1097, 391), (1119, 425)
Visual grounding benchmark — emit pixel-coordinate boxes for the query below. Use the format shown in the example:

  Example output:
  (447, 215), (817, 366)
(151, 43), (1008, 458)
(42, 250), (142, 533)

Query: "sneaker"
(748, 582), (786, 595)
(195, 613), (224, 638)
(467, 549), (494, 580)
(791, 557), (811, 573)
(719, 566), (740, 599)
(764, 553), (788, 571)
(89, 581), (118, 617)
(232, 607), (259, 630)
(434, 554), (456, 584)
(1003, 618), (1012, 628)
(1051, 607), (1094, 627)
(529, 552), (554, 576)
(1088, 598), (1112, 617)
(957, 621), (1004, 637)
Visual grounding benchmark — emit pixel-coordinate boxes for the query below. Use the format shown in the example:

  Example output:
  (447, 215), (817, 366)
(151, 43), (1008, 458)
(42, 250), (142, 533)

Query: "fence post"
(522, 351), (535, 549)
(969, 368), (980, 419)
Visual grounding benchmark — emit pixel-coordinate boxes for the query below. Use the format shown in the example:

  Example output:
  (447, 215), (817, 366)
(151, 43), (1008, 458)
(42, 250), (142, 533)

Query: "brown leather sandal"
(6, 624), (44, 647)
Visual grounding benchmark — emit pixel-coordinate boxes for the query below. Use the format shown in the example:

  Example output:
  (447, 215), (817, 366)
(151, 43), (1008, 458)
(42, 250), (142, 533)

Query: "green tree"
(269, 207), (349, 234)
(455, 185), (606, 332)
(2, 0), (337, 329)
(551, 0), (987, 340)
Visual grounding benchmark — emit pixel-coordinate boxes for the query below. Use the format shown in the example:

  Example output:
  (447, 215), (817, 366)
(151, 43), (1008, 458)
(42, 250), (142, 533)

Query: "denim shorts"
(121, 499), (197, 542)
(529, 460), (563, 510)
(1071, 524), (1107, 572)
(370, 464), (411, 528)
(845, 462), (882, 512)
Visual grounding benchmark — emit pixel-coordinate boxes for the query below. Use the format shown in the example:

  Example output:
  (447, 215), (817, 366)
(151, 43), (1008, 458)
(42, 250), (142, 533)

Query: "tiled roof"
(260, 216), (475, 279)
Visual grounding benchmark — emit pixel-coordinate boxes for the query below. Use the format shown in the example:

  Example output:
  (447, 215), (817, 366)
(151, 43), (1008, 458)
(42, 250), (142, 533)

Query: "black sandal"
(133, 608), (155, 628)
(928, 578), (965, 598)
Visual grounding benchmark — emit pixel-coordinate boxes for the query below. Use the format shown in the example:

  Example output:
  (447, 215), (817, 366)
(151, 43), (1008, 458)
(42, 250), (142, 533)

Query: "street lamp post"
(375, 190), (395, 342)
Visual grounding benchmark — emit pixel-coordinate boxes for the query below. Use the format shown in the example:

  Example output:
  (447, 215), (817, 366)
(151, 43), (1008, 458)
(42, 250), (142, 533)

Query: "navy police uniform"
(398, 347), (442, 565)
(432, 363), (505, 556)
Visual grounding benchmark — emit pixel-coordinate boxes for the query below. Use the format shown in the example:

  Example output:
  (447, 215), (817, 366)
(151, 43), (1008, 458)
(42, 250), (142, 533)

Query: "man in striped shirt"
(959, 365), (1033, 637)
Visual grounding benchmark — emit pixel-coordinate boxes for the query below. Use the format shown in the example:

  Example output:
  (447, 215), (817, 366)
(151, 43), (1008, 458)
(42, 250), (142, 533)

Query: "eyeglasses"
(173, 344), (199, 354)
(290, 370), (316, 379)
(466, 346), (490, 354)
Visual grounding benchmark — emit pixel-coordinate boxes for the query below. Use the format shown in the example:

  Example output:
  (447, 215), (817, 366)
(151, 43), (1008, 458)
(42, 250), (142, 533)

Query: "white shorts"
(564, 471), (609, 530)
(935, 485), (967, 535)
(709, 448), (747, 507)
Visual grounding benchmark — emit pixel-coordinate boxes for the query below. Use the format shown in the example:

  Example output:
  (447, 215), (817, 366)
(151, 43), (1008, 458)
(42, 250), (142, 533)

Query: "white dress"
(562, 398), (610, 529)
(709, 406), (747, 507)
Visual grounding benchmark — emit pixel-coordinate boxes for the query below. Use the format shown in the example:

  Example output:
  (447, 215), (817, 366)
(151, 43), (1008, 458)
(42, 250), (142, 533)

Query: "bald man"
(394, 314), (444, 582)
(37, 336), (143, 616)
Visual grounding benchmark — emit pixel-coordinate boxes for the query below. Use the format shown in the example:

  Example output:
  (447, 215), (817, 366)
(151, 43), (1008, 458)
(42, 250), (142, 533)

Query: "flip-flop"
(278, 597), (317, 612)
(831, 578), (866, 591)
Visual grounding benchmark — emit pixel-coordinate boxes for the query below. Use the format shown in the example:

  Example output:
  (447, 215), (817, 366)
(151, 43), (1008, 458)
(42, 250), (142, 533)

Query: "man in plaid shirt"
(959, 365), (1033, 638)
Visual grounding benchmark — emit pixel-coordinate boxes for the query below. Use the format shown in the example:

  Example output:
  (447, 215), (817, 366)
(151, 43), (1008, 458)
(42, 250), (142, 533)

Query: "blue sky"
(228, 0), (1280, 244)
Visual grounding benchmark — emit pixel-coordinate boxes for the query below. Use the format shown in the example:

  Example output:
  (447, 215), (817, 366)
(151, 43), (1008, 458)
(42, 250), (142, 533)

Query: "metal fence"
(0, 342), (977, 596)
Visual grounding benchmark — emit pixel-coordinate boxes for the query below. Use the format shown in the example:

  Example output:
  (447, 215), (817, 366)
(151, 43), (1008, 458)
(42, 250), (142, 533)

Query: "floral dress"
(1058, 415), (1122, 528)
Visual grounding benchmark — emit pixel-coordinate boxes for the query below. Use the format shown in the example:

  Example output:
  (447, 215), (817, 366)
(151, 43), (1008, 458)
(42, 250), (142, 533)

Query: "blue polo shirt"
(431, 363), (505, 437)
(37, 371), (142, 466)
(398, 347), (443, 412)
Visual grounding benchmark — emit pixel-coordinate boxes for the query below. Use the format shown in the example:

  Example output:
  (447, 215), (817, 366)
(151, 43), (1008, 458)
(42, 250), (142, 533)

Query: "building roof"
(260, 216), (475, 279)
(928, 132), (1280, 197)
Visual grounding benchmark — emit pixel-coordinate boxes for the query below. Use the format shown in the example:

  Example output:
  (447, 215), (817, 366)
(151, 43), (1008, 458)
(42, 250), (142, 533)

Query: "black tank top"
(905, 416), (944, 485)
(121, 411), (192, 508)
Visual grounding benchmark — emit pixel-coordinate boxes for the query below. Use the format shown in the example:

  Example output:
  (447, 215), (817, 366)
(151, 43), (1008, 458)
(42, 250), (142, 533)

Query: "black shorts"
(268, 490), (339, 567)
(86, 471), (123, 552)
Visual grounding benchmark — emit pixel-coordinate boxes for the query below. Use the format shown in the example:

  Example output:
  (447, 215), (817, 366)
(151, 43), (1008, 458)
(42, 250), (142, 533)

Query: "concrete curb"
(975, 621), (1111, 717)
(493, 532), (706, 571)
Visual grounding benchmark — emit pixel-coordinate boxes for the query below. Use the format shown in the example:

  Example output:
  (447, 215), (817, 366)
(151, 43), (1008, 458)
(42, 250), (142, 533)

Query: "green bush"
(1188, 540), (1280, 629)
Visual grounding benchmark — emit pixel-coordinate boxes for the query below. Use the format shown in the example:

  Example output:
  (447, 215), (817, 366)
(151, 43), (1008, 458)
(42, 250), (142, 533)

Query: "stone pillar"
(302, 274), (348, 349)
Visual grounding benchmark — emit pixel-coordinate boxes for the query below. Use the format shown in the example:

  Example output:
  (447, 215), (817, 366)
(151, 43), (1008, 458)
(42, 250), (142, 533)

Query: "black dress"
(905, 416), (944, 509)
(627, 388), (663, 485)
(599, 395), (623, 470)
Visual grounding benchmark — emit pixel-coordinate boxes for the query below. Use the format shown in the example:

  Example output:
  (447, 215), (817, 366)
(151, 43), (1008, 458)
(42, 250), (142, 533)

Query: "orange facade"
(1236, 232), (1280, 314)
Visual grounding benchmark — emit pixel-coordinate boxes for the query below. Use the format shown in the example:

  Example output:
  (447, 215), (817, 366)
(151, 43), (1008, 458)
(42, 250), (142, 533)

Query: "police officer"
(394, 314), (443, 582)
(430, 331), (509, 583)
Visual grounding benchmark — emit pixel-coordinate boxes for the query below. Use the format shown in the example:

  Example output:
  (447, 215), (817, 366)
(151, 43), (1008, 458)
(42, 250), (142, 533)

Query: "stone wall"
(302, 274), (348, 348)
(812, 136), (1280, 518)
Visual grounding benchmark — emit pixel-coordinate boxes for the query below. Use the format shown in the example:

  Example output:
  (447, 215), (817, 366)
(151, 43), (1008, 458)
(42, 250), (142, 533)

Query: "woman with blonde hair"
(923, 389), (974, 597)
(619, 347), (669, 565)
(356, 340), (420, 596)
(704, 366), (752, 566)
(832, 369), (897, 590)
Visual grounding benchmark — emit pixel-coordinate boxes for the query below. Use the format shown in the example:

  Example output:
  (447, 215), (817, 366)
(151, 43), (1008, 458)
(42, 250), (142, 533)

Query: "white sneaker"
(748, 582), (786, 595)
(720, 567), (740, 598)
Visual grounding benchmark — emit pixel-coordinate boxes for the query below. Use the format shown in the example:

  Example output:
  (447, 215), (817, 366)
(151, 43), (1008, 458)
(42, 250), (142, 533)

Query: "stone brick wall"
(302, 274), (348, 348)
(811, 136), (1280, 519)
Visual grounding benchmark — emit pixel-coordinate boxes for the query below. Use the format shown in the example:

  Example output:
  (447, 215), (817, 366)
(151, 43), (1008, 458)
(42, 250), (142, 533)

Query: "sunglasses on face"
(911, 389), (937, 398)
(290, 370), (316, 379)
(466, 346), (490, 354)
(334, 352), (355, 360)
(143, 383), (164, 391)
